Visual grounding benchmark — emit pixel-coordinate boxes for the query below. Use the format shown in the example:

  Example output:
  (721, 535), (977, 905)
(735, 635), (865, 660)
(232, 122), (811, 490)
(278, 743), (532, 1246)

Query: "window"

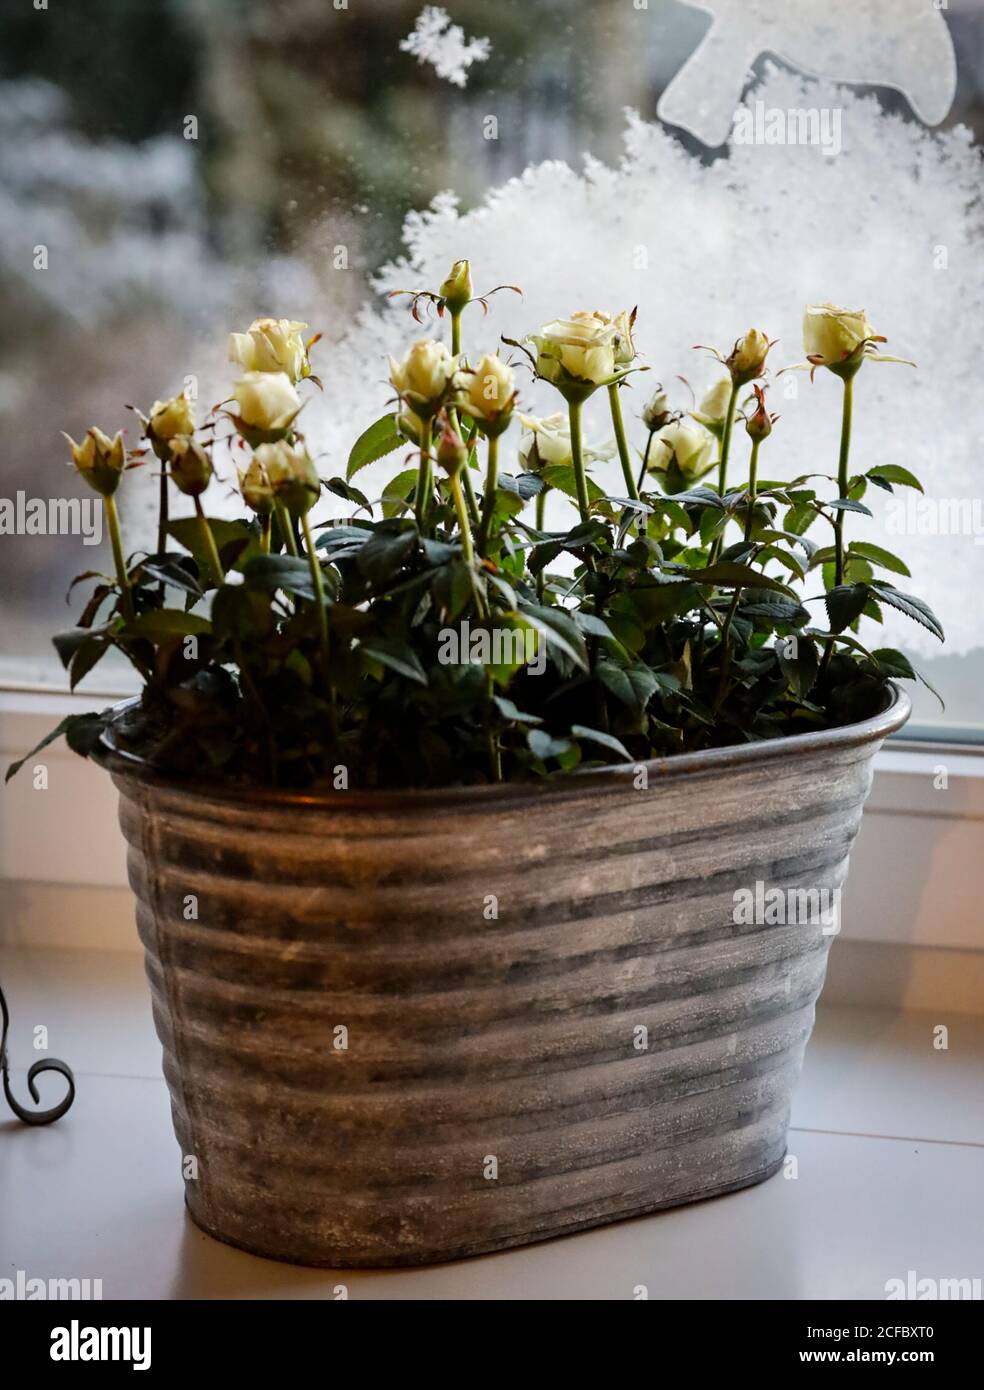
(1, 0), (981, 735)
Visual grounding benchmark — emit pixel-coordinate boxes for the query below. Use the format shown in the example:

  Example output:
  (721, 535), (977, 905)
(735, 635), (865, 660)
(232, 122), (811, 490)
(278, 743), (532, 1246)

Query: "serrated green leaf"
(346, 414), (403, 480)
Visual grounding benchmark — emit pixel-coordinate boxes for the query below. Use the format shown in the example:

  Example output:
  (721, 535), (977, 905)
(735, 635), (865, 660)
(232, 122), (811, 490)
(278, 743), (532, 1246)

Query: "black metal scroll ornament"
(0, 979), (75, 1125)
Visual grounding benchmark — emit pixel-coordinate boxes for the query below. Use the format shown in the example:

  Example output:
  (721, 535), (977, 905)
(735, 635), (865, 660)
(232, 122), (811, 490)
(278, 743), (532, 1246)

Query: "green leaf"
(866, 465), (923, 494)
(324, 476), (371, 509)
(776, 635), (820, 698)
(570, 724), (631, 762)
(5, 710), (110, 783)
(380, 468), (419, 520)
(848, 542), (911, 578)
(123, 610), (212, 641)
(868, 584), (945, 642)
(517, 603), (589, 672)
(357, 525), (419, 587)
(243, 554), (319, 602)
(826, 498), (873, 516)
(870, 648), (916, 680)
(360, 637), (428, 685)
(168, 518), (252, 573)
(346, 414), (403, 480)
(138, 558), (203, 597)
(597, 659), (658, 709)
(680, 562), (796, 598)
(540, 463), (606, 506)
(824, 583), (870, 633)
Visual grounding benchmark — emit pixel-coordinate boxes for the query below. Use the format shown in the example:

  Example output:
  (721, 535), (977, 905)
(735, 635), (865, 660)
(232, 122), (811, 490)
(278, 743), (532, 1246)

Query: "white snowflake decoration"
(400, 6), (491, 89)
(659, 0), (957, 147)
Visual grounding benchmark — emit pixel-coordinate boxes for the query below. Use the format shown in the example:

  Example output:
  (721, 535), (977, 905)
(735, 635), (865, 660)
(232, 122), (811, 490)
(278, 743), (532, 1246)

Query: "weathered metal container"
(96, 687), (909, 1266)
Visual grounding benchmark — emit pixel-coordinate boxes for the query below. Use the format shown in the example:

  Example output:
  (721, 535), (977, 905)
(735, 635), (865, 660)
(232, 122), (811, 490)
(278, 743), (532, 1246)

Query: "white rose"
(537, 311), (618, 386)
(254, 440), (320, 516)
(691, 376), (733, 431)
(388, 339), (457, 418)
(460, 354), (516, 434)
(803, 303), (876, 368)
(229, 318), (311, 383)
(233, 372), (302, 434)
(648, 418), (715, 482)
(518, 412), (616, 471)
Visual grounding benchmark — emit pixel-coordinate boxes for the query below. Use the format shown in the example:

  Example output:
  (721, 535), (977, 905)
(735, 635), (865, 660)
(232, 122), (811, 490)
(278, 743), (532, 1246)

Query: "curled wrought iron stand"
(0, 978), (75, 1125)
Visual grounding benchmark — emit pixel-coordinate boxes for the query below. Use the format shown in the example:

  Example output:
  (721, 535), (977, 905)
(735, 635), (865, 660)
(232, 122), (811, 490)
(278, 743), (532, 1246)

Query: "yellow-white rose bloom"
(461, 354), (516, 434)
(648, 418), (715, 480)
(149, 392), (195, 443)
(518, 412), (617, 471)
(233, 372), (302, 434)
(229, 318), (311, 383)
(538, 312), (618, 385)
(692, 376), (734, 431)
(63, 427), (126, 497)
(254, 440), (320, 516)
(388, 339), (457, 418)
(803, 303), (877, 367)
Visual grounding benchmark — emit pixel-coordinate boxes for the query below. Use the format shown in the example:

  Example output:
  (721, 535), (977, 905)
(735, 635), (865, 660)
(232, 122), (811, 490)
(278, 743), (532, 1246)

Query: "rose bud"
(745, 384), (777, 442)
(436, 419), (468, 477)
(641, 388), (672, 434)
(147, 392), (195, 460)
(439, 260), (473, 315)
(167, 435), (213, 497)
(459, 354), (517, 437)
(63, 427), (126, 497)
(238, 456), (275, 515)
(388, 339), (458, 420)
(727, 328), (772, 386)
(254, 439), (321, 517)
(232, 371), (302, 444)
(612, 308), (638, 367)
(228, 318), (312, 383)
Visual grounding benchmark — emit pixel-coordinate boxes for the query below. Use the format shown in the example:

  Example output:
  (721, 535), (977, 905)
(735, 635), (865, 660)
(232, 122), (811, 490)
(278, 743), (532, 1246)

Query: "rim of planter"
(91, 683), (911, 812)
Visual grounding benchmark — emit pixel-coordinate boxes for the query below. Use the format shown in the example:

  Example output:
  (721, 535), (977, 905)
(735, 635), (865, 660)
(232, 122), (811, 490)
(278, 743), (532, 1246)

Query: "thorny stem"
(608, 383), (640, 502)
(194, 495), (224, 588)
(535, 486), (547, 600)
(104, 494), (135, 624)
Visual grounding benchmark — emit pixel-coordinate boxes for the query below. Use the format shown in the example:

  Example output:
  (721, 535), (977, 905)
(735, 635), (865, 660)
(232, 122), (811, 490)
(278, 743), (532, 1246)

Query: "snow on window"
(660, 0), (956, 148)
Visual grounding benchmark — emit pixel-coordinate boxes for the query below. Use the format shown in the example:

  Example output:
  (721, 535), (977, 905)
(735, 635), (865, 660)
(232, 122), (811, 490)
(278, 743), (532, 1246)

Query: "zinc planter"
(95, 686), (909, 1267)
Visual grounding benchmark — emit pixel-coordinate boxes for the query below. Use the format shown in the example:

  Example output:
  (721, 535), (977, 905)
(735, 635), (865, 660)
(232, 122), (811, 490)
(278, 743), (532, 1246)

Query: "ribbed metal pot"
(96, 687), (908, 1267)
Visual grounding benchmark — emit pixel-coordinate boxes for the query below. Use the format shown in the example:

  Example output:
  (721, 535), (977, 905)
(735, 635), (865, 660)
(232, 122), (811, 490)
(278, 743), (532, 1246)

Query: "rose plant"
(9, 267), (942, 789)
